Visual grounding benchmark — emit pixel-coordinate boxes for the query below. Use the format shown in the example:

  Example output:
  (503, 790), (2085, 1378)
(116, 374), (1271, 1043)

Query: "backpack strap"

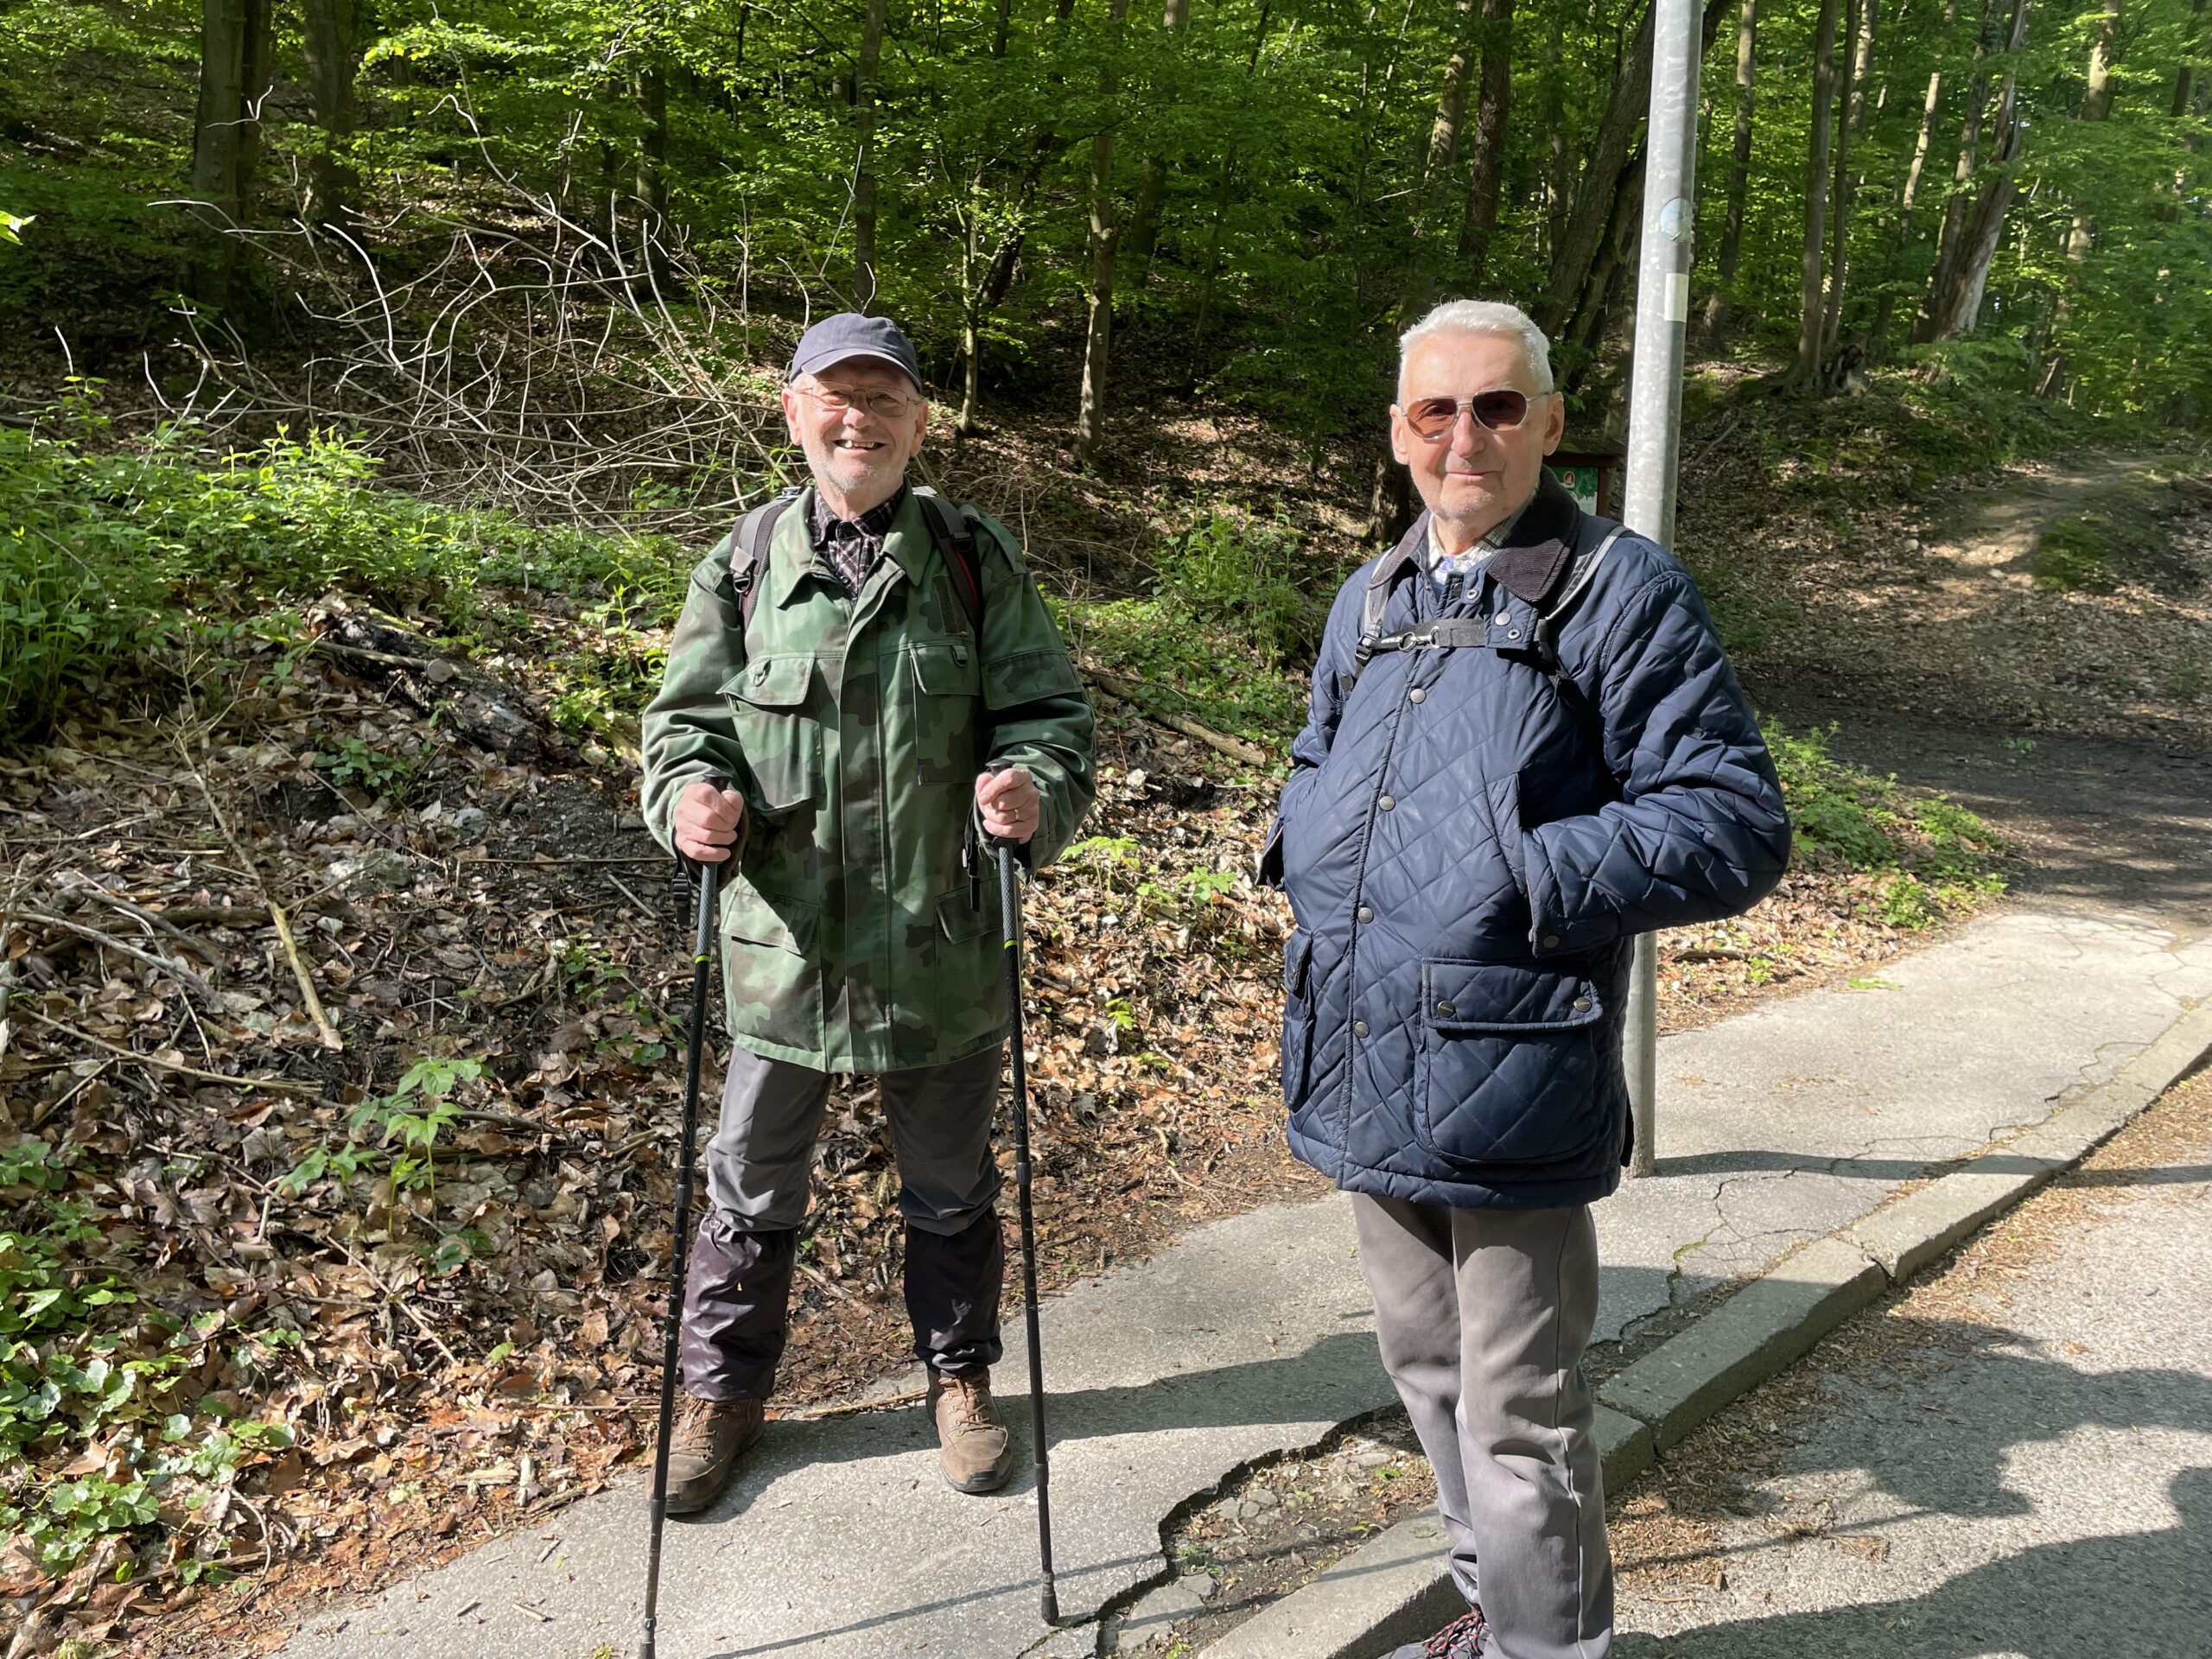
(912, 486), (986, 634)
(730, 485), (806, 633)
(1525, 520), (1626, 797)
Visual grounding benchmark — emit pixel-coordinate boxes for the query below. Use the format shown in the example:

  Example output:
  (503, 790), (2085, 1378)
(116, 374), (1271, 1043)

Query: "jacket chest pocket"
(1281, 929), (1317, 1112)
(722, 655), (823, 812)
(1413, 958), (1608, 1166)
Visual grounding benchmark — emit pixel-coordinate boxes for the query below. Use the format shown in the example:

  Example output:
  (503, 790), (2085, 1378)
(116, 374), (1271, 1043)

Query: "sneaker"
(1389, 1605), (1488, 1658)
(662, 1393), (765, 1515)
(927, 1369), (1015, 1494)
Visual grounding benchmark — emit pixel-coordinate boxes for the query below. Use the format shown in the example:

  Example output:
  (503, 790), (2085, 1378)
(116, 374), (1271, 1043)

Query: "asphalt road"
(1611, 1071), (2212, 1659)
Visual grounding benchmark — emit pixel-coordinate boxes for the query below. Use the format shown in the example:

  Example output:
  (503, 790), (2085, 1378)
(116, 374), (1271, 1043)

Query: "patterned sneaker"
(1388, 1604), (1488, 1658)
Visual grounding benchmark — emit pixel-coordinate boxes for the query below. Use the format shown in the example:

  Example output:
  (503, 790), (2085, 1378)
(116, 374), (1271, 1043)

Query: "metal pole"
(1620, 0), (1703, 1179)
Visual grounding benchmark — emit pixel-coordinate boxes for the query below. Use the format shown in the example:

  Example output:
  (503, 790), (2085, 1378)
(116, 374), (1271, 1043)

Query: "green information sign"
(1548, 463), (1601, 514)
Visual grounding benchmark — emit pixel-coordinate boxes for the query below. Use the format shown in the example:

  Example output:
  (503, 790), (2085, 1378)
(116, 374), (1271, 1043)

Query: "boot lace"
(1423, 1605), (1489, 1658)
(673, 1395), (728, 1454)
(938, 1374), (993, 1430)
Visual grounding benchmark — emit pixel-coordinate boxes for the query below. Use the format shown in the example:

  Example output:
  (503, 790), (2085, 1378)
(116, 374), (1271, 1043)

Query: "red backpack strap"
(912, 487), (984, 633)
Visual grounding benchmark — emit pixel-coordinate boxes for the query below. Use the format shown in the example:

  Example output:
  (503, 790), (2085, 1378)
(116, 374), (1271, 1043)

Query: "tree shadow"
(1617, 1465), (2212, 1657)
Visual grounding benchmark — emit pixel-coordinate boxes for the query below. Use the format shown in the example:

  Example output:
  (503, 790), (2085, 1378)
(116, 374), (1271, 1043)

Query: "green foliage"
(0, 385), (680, 742)
(1, 1136), (297, 1578)
(2029, 516), (2113, 593)
(1153, 510), (1325, 667)
(314, 735), (422, 799)
(1763, 719), (2006, 925)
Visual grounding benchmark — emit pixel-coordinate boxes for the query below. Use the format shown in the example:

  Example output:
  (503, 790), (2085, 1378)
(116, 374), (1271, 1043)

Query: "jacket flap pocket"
(722, 655), (812, 709)
(983, 646), (1084, 710)
(1283, 929), (1314, 996)
(723, 882), (819, 955)
(910, 641), (982, 696)
(1421, 958), (1601, 1033)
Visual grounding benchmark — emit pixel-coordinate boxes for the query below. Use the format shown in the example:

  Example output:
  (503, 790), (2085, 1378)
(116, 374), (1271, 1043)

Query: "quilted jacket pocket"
(1281, 929), (1317, 1112)
(1413, 957), (1608, 1166)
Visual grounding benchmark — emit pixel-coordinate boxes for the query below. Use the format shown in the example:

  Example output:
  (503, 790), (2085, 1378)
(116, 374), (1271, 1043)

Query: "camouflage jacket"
(640, 488), (1096, 1072)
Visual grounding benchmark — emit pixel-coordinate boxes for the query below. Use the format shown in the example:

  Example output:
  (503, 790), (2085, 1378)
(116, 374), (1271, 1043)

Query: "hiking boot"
(928, 1368), (1014, 1494)
(663, 1393), (764, 1515)
(1389, 1605), (1488, 1658)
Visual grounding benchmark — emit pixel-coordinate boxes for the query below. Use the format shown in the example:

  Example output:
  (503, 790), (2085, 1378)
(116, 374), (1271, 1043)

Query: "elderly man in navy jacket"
(1262, 300), (1789, 1659)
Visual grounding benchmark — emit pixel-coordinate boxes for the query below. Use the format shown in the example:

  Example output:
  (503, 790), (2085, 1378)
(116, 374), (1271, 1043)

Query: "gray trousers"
(680, 1042), (1006, 1400)
(1351, 1194), (1611, 1659)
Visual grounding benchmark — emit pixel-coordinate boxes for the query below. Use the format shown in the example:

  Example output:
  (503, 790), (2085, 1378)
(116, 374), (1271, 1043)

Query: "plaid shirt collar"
(1427, 494), (1531, 592)
(809, 484), (910, 595)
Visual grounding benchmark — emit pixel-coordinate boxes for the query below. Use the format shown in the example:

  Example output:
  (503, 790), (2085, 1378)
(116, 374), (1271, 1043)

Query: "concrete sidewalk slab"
(270, 908), (2212, 1659)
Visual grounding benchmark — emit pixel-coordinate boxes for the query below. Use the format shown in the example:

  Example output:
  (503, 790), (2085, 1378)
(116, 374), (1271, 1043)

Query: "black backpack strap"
(1526, 521), (1626, 795)
(731, 486), (806, 633)
(912, 486), (985, 633)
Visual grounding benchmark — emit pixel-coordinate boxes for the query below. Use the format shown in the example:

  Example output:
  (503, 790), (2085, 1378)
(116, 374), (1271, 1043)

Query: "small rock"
(1355, 1450), (1393, 1470)
(1212, 1497), (1239, 1522)
(448, 806), (489, 844)
(1246, 1486), (1280, 1513)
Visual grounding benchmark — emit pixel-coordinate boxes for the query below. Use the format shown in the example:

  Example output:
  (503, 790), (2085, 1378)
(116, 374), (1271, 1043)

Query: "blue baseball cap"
(786, 313), (924, 393)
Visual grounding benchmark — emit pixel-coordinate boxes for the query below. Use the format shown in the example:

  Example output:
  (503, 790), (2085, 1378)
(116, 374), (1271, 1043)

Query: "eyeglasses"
(792, 384), (922, 420)
(1402, 389), (1549, 441)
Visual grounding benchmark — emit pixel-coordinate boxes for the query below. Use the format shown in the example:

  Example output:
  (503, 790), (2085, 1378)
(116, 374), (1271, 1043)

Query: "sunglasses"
(1402, 389), (1548, 441)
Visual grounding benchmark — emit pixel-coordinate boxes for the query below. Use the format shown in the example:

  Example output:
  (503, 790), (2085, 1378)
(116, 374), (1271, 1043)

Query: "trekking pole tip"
(1040, 1586), (1058, 1624)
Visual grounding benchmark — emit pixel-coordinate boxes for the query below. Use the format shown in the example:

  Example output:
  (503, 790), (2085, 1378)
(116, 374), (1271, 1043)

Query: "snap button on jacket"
(1263, 476), (1790, 1210)
(642, 492), (1096, 1071)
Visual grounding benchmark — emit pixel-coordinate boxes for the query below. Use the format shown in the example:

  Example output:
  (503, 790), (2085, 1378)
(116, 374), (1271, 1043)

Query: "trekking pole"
(640, 827), (722, 1659)
(988, 765), (1059, 1624)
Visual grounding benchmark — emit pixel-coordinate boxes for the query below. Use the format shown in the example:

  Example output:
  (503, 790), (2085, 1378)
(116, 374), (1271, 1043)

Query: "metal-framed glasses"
(792, 384), (922, 420)
(1402, 388), (1549, 441)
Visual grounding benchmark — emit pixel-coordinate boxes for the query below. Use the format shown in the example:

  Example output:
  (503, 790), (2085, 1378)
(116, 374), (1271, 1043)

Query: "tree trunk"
(1929, 0), (2031, 339)
(1541, 14), (1567, 263)
(1916, 0), (1999, 341)
(1821, 0), (1874, 360)
(1567, 147), (1647, 369)
(301, 0), (362, 230)
(188, 0), (272, 303)
(2047, 0), (2120, 391)
(636, 64), (669, 224)
(1122, 0), (1192, 291)
(1869, 0), (1958, 351)
(1537, 0), (1732, 337)
(1072, 0), (1132, 466)
(1793, 0), (1842, 382)
(1701, 0), (1758, 338)
(852, 0), (887, 309)
(2176, 0), (2208, 116)
(1193, 0), (1274, 344)
(1455, 0), (1516, 282)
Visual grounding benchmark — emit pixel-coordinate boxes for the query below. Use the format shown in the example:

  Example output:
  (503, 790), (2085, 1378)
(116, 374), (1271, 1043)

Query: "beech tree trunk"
(1701, 0), (1758, 338)
(1821, 0), (1875, 361)
(1869, 0), (1957, 351)
(1072, 0), (1132, 466)
(2045, 0), (2119, 392)
(1792, 0), (1842, 382)
(188, 0), (272, 303)
(301, 0), (362, 229)
(1122, 0), (1192, 291)
(1929, 0), (2031, 339)
(851, 0), (887, 308)
(1916, 0), (1999, 341)
(1456, 0), (1516, 283)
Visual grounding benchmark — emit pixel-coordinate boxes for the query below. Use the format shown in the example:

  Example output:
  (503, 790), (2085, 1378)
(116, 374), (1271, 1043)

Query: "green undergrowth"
(1763, 718), (2007, 925)
(0, 383), (686, 745)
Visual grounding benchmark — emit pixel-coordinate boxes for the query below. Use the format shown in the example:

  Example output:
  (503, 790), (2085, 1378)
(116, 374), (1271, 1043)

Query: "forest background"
(1, 0), (2209, 1650)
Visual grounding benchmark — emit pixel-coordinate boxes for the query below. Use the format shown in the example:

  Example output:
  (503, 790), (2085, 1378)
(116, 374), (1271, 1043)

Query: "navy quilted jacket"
(1261, 474), (1789, 1209)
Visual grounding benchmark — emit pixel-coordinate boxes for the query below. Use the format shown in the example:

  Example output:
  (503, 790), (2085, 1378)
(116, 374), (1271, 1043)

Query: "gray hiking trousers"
(1351, 1194), (1612, 1659)
(679, 1042), (1006, 1401)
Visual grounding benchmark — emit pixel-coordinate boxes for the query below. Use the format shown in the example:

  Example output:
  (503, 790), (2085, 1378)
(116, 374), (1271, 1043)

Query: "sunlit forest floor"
(3, 340), (2206, 1656)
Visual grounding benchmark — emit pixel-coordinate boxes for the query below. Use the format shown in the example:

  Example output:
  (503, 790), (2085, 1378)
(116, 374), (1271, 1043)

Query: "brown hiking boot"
(928, 1369), (1014, 1494)
(663, 1393), (765, 1515)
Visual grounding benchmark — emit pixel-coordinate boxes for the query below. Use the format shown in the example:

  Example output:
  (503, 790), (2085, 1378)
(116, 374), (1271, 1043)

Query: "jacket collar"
(1369, 470), (1584, 607)
(766, 485), (931, 608)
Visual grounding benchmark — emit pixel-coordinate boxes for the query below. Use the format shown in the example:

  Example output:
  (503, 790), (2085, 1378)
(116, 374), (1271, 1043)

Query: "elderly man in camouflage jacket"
(640, 313), (1096, 1511)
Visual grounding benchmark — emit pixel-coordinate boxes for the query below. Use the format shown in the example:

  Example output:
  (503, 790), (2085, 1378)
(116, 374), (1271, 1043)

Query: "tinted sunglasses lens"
(1471, 390), (1531, 429)
(1407, 397), (1460, 438)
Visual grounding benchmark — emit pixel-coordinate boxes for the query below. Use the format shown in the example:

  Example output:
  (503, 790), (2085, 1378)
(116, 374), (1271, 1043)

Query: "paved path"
(1613, 1076), (2212, 1658)
(273, 906), (2212, 1659)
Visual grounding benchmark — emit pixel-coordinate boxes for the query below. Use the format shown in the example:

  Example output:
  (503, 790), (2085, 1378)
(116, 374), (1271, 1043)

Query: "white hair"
(1396, 300), (1555, 400)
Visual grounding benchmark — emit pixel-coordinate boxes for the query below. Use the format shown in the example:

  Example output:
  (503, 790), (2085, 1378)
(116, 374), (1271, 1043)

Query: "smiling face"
(780, 355), (929, 518)
(1389, 328), (1565, 551)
